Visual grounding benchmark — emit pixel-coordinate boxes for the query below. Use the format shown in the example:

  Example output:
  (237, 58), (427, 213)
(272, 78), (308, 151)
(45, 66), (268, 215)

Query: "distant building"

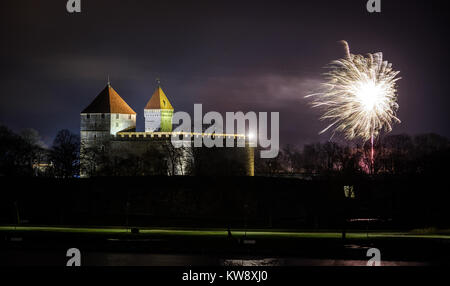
(80, 81), (254, 177)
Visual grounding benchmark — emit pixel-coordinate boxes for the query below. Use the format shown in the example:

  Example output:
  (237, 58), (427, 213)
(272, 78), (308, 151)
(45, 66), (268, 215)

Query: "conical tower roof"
(81, 84), (136, 114)
(145, 86), (174, 110)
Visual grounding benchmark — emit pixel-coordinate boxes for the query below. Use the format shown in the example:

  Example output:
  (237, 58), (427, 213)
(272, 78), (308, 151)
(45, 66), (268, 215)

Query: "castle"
(80, 81), (254, 177)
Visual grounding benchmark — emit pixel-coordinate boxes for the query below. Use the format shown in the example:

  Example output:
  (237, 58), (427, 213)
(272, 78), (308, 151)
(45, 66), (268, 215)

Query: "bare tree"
(50, 129), (80, 178)
(0, 125), (43, 176)
(163, 139), (186, 176)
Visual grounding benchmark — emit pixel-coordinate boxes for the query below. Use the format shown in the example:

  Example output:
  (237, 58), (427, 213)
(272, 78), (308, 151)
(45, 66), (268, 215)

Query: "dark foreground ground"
(1, 226), (450, 266)
(2, 175), (450, 266)
(2, 175), (450, 230)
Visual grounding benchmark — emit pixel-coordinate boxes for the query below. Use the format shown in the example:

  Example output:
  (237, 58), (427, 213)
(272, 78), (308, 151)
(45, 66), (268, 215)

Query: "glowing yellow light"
(354, 80), (383, 112)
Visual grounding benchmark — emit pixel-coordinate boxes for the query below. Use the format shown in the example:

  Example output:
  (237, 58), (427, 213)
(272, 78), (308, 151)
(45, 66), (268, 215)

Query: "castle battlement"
(114, 131), (246, 140)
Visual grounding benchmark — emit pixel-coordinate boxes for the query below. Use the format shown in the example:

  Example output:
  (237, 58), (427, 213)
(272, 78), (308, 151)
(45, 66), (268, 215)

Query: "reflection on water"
(0, 250), (431, 266)
(221, 257), (428, 266)
(222, 258), (283, 266)
(344, 244), (370, 249)
(89, 253), (428, 266)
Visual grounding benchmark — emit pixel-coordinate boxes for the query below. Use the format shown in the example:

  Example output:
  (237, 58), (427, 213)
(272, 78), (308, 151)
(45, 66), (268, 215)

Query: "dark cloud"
(1, 0), (449, 147)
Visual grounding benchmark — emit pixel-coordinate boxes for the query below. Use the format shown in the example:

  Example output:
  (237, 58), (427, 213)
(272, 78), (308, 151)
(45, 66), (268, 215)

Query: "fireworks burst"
(306, 41), (401, 141)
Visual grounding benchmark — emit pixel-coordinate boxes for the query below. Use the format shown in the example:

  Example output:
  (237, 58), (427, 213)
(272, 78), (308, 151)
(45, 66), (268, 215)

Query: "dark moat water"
(0, 249), (430, 266)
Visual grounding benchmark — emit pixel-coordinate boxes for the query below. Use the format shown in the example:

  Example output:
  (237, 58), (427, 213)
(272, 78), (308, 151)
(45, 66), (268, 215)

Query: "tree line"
(0, 125), (249, 177)
(255, 133), (450, 177)
(1, 124), (449, 178)
(0, 125), (79, 177)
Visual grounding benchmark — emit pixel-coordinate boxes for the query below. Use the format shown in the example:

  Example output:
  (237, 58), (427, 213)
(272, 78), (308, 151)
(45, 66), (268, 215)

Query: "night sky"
(1, 0), (449, 147)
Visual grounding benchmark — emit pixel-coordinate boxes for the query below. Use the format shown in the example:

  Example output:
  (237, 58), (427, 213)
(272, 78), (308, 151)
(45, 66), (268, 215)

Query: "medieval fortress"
(80, 82), (254, 177)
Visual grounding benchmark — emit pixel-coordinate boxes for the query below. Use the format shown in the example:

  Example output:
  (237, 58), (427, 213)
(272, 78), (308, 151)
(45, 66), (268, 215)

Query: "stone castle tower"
(80, 83), (136, 145)
(144, 84), (174, 132)
(79, 80), (254, 177)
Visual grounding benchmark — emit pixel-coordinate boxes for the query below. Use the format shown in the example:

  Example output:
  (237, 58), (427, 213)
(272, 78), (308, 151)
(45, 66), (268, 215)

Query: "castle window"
(116, 114), (119, 119)
(116, 122), (119, 127)
(86, 114), (90, 119)
(129, 115), (132, 119)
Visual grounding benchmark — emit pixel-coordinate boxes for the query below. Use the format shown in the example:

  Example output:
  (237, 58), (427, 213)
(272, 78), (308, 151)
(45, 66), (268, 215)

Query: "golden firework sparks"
(307, 41), (401, 141)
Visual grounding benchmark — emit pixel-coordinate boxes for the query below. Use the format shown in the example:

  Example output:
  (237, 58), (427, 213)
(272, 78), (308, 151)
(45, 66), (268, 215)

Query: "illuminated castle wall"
(80, 82), (254, 178)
